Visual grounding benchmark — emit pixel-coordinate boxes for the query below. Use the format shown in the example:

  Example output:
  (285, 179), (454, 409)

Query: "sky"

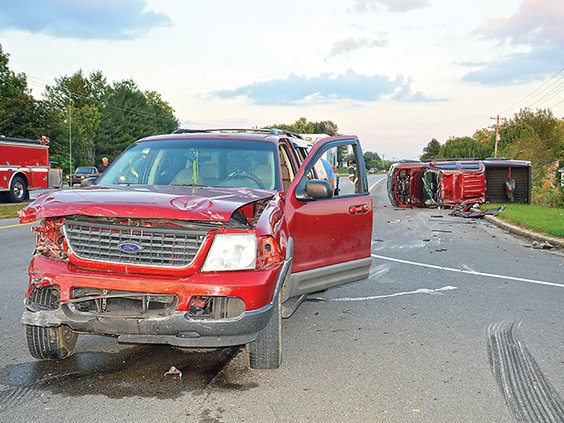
(1, 0), (563, 159)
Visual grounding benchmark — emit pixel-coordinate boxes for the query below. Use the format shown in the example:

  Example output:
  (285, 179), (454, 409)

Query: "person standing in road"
(348, 159), (359, 192)
(98, 157), (109, 173)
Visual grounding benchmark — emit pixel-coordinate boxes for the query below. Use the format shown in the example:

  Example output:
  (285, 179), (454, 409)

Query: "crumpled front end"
(22, 195), (290, 348)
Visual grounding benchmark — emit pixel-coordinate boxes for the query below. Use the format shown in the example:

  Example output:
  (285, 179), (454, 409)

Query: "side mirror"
(304, 180), (333, 200)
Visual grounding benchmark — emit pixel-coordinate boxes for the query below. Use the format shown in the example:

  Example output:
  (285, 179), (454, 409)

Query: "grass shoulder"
(481, 203), (564, 238)
(0, 202), (29, 219)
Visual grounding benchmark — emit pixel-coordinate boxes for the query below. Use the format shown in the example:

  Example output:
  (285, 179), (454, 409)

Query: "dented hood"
(20, 185), (275, 223)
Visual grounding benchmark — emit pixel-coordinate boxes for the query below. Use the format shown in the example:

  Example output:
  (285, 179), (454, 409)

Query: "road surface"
(0, 175), (562, 422)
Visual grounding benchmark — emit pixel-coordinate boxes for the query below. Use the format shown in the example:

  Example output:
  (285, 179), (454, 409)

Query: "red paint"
(0, 137), (50, 193)
(29, 254), (280, 311)
(286, 136), (373, 273)
(20, 186), (275, 224)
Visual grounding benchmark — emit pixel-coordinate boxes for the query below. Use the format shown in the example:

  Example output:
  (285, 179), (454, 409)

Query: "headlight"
(202, 234), (257, 271)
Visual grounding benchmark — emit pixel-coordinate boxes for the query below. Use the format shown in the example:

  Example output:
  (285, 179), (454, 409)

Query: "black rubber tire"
(249, 294), (282, 369)
(24, 287), (78, 360)
(7, 175), (27, 203)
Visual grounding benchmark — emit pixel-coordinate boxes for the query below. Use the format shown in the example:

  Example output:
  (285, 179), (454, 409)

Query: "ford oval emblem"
(118, 242), (142, 253)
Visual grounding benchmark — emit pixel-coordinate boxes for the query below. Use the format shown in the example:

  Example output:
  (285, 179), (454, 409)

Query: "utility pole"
(489, 115), (506, 157)
(68, 89), (72, 184)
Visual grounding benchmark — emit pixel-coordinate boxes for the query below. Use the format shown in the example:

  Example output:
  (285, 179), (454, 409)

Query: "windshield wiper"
(170, 183), (207, 187)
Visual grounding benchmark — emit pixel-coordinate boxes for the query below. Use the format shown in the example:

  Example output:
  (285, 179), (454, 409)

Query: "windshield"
(76, 167), (94, 174)
(97, 138), (279, 190)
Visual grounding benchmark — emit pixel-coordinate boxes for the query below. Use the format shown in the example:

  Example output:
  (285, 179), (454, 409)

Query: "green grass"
(0, 202), (29, 219)
(481, 203), (564, 238)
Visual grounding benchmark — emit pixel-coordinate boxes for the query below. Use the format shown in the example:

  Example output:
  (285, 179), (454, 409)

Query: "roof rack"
(171, 127), (303, 139)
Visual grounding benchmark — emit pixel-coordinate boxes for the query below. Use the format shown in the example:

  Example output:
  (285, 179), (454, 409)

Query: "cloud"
(355, 0), (429, 12)
(465, 0), (564, 84)
(328, 35), (388, 57)
(475, 0), (564, 46)
(213, 70), (442, 105)
(463, 44), (564, 85)
(0, 0), (171, 40)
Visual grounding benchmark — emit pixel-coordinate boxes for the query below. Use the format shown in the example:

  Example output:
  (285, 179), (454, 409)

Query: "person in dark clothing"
(98, 157), (109, 173)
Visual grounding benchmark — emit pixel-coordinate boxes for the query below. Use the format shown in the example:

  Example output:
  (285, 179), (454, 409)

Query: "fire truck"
(0, 135), (62, 203)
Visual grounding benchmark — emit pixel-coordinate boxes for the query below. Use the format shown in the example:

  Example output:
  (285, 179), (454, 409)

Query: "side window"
(310, 142), (364, 196)
(279, 144), (296, 191)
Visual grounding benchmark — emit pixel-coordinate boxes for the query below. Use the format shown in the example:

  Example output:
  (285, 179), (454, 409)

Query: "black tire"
(249, 294), (282, 369)
(8, 175), (28, 203)
(24, 287), (78, 360)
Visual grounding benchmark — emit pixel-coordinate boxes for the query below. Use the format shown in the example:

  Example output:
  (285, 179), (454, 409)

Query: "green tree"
(41, 70), (104, 170)
(0, 44), (42, 138)
(438, 137), (488, 159)
(363, 151), (382, 170)
(419, 138), (441, 161)
(510, 108), (562, 158)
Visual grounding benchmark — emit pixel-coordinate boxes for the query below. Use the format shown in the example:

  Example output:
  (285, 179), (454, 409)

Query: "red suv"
(20, 129), (373, 368)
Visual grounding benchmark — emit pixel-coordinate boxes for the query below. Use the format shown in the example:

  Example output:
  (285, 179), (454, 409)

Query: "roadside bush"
(532, 181), (564, 208)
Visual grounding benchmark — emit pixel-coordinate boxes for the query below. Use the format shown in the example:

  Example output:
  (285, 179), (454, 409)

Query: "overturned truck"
(387, 159), (531, 208)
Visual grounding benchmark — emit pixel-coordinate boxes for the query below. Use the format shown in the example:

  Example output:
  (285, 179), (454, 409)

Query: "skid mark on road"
(309, 285), (457, 302)
(372, 254), (564, 289)
(367, 264), (390, 279)
(487, 321), (564, 423)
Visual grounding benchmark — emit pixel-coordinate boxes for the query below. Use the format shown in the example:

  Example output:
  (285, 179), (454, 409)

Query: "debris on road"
(531, 241), (554, 250)
(163, 366), (183, 379)
(450, 204), (505, 219)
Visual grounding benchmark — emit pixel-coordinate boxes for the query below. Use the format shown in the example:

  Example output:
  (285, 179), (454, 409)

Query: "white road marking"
(369, 177), (386, 192)
(372, 254), (564, 289)
(310, 285), (457, 302)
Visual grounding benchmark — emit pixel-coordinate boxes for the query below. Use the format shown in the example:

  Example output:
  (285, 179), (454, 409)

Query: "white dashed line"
(372, 254), (564, 289)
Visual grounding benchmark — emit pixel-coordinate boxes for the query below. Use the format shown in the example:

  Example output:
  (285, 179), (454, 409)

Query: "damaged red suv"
(20, 129), (373, 368)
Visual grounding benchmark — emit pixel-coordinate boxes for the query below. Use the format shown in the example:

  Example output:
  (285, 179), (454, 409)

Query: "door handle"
(349, 204), (369, 214)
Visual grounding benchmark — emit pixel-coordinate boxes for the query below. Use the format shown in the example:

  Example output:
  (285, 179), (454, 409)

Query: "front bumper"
(23, 254), (288, 347)
(21, 302), (273, 347)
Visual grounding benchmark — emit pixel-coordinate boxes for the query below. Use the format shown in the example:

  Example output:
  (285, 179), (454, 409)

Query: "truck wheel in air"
(24, 287), (78, 360)
(249, 294), (282, 369)
(8, 175), (28, 203)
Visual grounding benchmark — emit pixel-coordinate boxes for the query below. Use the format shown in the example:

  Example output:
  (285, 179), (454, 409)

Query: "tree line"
(420, 108), (563, 166)
(0, 44), (178, 172)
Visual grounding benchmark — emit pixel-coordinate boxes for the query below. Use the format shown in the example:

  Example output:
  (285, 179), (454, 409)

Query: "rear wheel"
(24, 287), (78, 360)
(249, 294), (282, 369)
(8, 175), (27, 203)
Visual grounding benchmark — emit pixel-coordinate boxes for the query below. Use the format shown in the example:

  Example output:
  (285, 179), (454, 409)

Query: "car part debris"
(163, 366), (183, 379)
(450, 204), (505, 219)
(532, 241), (554, 250)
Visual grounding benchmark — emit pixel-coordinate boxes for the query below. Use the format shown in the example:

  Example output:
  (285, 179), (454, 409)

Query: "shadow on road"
(0, 344), (250, 402)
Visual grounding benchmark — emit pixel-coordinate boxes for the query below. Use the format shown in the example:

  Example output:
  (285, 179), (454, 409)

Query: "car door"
(284, 137), (373, 298)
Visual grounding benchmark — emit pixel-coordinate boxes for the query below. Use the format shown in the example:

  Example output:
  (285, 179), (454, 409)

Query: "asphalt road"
(0, 175), (562, 422)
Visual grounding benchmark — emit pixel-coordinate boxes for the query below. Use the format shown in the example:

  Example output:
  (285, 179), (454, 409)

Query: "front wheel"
(25, 324), (78, 360)
(249, 295), (282, 369)
(8, 175), (28, 202)
(24, 286), (78, 360)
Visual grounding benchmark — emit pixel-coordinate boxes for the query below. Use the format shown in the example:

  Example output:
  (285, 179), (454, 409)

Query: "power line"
(497, 66), (564, 115)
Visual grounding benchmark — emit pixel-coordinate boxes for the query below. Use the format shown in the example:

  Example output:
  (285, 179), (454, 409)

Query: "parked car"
(19, 129), (373, 369)
(66, 166), (99, 186)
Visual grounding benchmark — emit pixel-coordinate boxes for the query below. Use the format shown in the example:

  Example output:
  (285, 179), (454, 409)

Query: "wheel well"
(11, 171), (29, 188)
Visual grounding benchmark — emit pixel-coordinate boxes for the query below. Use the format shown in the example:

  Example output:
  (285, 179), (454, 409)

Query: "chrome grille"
(64, 219), (208, 268)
